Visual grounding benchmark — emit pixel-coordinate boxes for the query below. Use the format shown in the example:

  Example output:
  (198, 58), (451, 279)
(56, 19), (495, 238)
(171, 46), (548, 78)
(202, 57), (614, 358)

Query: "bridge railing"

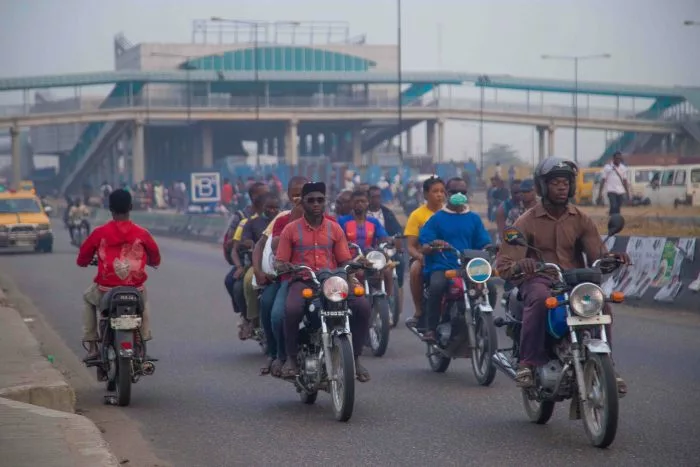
(0, 94), (675, 122)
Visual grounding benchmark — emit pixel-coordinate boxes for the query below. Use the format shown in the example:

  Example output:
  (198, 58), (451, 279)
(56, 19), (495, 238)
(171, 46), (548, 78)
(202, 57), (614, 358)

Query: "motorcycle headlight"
(569, 283), (605, 318)
(366, 250), (387, 270)
(383, 246), (397, 258)
(322, 276), (349, 302)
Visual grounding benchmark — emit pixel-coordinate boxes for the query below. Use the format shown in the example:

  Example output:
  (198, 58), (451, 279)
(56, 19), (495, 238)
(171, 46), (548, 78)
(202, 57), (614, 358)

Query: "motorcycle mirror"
(502, 227), (528, 247)
(607, 214), (625, 237)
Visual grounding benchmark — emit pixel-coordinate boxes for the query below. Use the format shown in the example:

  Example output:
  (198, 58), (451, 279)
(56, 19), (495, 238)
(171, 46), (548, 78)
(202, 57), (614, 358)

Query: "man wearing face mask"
(418, 177), (494, 342)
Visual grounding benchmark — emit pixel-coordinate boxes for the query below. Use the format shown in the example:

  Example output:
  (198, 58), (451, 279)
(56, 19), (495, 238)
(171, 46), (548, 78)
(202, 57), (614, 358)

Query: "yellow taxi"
(18, 180), (36, 194)
(0, 190), (53, 253)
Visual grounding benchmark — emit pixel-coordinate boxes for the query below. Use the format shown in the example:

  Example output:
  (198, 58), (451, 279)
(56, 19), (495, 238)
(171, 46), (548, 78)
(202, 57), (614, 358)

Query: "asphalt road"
(2, 228), (700, 467)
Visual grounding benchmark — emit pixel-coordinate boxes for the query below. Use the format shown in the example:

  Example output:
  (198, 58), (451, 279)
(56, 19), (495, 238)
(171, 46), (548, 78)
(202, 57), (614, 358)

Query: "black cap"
(301, 181), (326, 198)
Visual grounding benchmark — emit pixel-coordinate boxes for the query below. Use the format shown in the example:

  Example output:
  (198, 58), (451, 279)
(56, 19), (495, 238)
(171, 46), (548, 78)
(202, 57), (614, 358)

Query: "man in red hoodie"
(77, 189), (161, 361)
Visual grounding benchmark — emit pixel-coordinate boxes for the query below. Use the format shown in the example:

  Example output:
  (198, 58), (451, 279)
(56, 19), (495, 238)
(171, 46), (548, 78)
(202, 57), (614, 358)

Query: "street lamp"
(683, 20), (700, 26)
(541, 53), (611, 163)
(150, 52), (197, 122)
(397, 0), (404, 165)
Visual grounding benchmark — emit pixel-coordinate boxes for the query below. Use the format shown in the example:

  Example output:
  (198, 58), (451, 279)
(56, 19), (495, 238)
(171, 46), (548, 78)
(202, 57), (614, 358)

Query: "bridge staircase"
(592, 96), (682, 166)
(361, 83), (434, 153)
(58, 82), (144, 193)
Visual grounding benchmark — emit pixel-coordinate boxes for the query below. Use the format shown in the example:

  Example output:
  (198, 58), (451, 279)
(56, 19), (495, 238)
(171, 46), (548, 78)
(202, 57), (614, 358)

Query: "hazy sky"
(1, 0), (698, 164)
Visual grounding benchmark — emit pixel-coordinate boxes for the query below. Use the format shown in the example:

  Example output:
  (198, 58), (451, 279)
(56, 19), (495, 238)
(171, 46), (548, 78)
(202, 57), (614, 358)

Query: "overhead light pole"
(397, 0), (404, 165)
(541, 53), (611, 163)
(683, 20), (700, 26)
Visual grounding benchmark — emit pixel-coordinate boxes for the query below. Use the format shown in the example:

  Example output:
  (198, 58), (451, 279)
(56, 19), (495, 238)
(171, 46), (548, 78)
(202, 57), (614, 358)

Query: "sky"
(0, 0), (698, 165)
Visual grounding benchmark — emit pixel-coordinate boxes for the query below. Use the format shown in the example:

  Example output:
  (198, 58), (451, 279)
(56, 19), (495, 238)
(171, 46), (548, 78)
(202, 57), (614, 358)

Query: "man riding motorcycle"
(495, 157), (628, 395)
(76, 189), (161, 361)
(275, 182), (372, 382)
(418, 177), (494, 342)
(253, 176), (308, 376)
(404, 176), (446, 329)
(69, 198), (91, 243)
(240, 193), (281, 339)
(338, 189), (394, 299)
(224, 182), (269, 339)
(495, 179), (537, 242)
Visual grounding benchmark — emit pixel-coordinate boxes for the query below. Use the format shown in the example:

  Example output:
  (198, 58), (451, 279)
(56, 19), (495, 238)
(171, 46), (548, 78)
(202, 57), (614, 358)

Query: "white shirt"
(602, 163), (628, 195)
(368, 209), (385, 227)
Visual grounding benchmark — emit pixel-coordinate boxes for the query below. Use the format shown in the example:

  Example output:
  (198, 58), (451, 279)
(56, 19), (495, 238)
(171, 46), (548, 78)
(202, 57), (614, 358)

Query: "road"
(2, 228), (700, 466)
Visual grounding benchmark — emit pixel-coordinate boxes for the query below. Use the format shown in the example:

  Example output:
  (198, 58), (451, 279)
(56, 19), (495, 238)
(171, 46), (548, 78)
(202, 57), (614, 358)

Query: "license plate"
(566, 314), (612, 326)
(110, 315), (142, 330)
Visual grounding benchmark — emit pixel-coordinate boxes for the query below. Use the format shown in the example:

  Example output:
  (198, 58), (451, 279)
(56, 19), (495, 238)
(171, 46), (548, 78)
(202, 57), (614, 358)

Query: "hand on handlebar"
(516, 258), (538, 276)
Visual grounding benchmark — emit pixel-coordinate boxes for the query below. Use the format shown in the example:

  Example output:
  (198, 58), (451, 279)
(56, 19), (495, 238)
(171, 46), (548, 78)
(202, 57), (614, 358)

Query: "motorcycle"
(283, 263), (365, 422)
(70, 218), (90, 247)
(83, 258), (156, 407)
(349, 240), (398, 357)
(407, 242), (499, 386)
(383, 235), (405, 328)
(492, 214), (627, 448)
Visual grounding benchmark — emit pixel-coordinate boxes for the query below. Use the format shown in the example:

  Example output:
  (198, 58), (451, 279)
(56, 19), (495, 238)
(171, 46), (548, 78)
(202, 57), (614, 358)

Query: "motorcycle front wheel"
(582, 353), (619, 448)
(368, 296), (390, 357)
(389, 278), (401, 328)
(330, 335), (355, 422)
(470, 311), (498, 386)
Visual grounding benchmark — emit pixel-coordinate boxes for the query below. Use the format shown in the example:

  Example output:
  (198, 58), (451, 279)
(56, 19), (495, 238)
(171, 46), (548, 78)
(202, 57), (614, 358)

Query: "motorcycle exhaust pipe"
(141, 361), (155, 376)
(492, 352), (516, 380)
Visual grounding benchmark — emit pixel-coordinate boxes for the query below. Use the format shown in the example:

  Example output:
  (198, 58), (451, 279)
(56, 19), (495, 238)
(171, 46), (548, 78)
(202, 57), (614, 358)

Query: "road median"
(0, 287), (119, 466)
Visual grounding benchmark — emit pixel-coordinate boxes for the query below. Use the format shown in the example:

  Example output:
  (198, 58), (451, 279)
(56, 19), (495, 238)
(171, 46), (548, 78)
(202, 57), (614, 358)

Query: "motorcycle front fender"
(584, 338), (611, 354)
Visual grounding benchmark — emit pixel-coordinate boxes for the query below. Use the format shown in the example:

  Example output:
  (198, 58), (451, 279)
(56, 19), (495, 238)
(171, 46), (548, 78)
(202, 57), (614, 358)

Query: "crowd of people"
(75, 154), (628, 395)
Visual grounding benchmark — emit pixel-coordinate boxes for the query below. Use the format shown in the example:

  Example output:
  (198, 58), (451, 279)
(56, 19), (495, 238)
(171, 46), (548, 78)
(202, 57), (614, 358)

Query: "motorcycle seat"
(99, 287), (144, 313)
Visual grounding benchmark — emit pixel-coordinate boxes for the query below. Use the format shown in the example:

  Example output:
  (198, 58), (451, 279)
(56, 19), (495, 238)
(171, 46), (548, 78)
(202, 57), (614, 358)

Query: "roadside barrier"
(92, 210), (699, 311)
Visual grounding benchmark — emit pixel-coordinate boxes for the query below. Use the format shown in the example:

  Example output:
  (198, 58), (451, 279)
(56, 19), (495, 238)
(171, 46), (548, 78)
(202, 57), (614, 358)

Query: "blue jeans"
(260, 282), (281, 359)
(271, 281), (289, 360)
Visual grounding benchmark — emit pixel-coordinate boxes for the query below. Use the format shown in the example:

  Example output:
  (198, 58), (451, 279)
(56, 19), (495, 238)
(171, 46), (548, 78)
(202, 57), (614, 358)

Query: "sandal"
(260, 357), (274, 376)
(515, 366), (534, 388)
(280, 361), (298, 380)
(355, 360), (371, 383)
(270, 359), (284, 378)
(405, 316), (420, 328)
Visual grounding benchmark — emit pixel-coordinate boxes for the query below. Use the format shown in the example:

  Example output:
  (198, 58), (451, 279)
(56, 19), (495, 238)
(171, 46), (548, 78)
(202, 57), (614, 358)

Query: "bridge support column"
(10, 125), (21, 189)
(132, 120), (145, 184)
(437, 119), (445, 162)
(426, 120), (436, 162)
(351, 126), (362, 167)
(406, 129), (413, 156)
(285, 119), (299, 166)
(201, 124), (213, 169)
(536, 125), (546, 164)
(547, 126), (556, 157)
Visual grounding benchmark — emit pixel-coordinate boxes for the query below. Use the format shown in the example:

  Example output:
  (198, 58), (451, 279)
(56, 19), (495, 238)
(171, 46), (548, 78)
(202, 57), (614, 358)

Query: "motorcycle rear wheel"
(330, 335), (355, 422)
(582, 353), (619, 448)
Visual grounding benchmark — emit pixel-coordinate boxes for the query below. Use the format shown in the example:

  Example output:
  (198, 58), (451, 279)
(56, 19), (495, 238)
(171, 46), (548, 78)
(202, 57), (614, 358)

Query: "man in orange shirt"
(221, 178), (234, 210)
(275, 182), (371, 382)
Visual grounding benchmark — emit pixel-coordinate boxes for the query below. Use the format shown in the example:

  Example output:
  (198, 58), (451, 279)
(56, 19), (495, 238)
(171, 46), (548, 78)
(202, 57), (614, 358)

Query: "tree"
(482, 144), (522, 166)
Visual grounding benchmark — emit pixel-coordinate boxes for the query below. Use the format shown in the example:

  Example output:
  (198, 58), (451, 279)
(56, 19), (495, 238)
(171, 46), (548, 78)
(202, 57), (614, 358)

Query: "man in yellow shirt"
(404, 177), (446, 329)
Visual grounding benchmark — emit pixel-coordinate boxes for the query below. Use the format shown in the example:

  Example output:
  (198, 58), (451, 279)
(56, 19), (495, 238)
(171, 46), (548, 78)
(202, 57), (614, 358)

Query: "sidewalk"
(0, 289), (119, 466)
(0, 397), (119, 467)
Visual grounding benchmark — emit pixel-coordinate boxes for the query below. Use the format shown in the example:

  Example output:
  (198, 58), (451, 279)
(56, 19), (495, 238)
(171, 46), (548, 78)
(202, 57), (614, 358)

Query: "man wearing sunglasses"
(418, 177), (494, 342)
(275, 182), (372, 382)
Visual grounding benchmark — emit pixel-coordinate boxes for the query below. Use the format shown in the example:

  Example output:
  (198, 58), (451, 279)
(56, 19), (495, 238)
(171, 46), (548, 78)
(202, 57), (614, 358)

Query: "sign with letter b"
(190, 172), (221, 204)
